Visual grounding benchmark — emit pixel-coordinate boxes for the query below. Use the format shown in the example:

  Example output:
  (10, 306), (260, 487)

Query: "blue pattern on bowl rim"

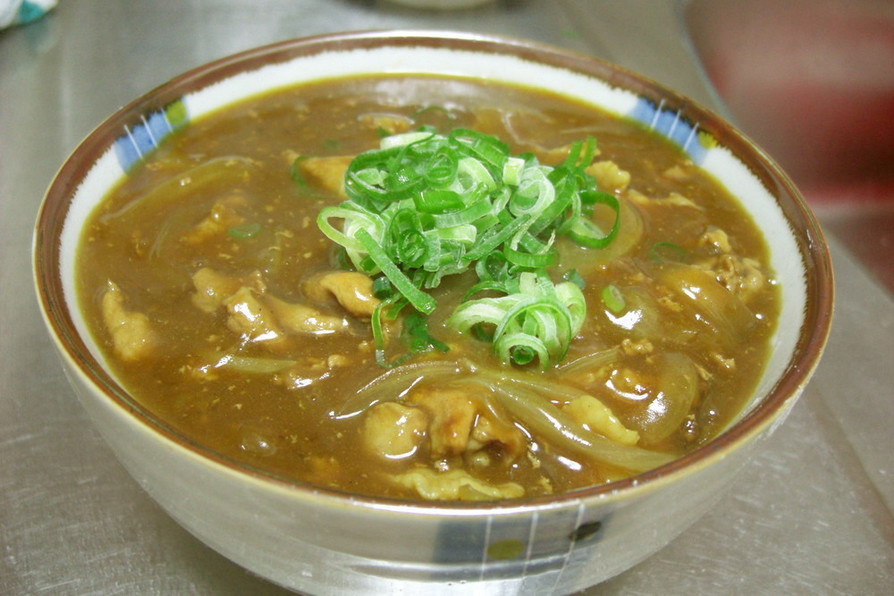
(112, 93), (711, 173)
(114, 100), (188, 171)
(629, 97), (711, 163)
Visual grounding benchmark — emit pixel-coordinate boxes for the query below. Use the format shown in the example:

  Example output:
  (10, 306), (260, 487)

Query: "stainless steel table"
(3, 1), (892, 593)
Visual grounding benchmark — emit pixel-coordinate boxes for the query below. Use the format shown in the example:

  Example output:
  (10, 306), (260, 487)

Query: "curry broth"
(77, 75), (779, 500)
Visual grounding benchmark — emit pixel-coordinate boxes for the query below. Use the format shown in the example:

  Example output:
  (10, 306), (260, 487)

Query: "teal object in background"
(0, 0), (56, 29)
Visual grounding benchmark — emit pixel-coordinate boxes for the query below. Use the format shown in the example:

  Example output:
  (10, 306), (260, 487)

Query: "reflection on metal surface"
(2, 0), (893, 593)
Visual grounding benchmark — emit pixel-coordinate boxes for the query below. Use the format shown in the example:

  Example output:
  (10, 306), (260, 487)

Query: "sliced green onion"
(650, 241), (689, 263)
(313, 128), (621, 368)
(446, 272), (585, 370)
(379, 130), (435, 149)
(372, 276), (393, 299)
(567, 191), (620, 249)
(431, 197), (492, 227)
(461, 217), (527, 265)
(562, 269), (585, 290)
(502, 156), (526, 186)
(601, 284), (626, 314)
(504, 243), (555, 269)
(404, 311), (450, 354)
(371, 298), (447, 369)
(413, 188), (463, 213)
(317, 205), (383, 259)
(356, 228), (436, 315)
(228, 223), (262, 239)
(371, 297), (393, 369)
(450, 128), (508, 173)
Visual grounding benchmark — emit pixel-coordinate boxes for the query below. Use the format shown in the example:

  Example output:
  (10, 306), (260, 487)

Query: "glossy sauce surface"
(77, 75), (779, 500)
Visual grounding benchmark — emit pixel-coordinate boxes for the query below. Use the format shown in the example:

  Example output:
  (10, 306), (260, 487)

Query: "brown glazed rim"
(33, 30), (834, 513)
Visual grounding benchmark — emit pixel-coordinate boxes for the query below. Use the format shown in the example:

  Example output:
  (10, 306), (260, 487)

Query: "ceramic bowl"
(32, 31), (833, 595)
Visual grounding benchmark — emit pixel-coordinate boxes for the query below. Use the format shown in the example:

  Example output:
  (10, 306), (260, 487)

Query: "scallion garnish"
(315, 128), (622, 369)
(446, 271), (586, 371)
(562, 269), (586, 290)
(650, 241), (689, 263)
(228, 223), (262, 239)
(601, 284), (626, 314)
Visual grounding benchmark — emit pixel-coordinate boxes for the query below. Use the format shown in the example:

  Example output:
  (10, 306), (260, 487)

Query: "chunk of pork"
(191, 267), (265, 313)
(357, 113), (412, 136)
(391, 468), (524, 501)
(693, 230), (767, 302)
(101, 281), (157, 361)
(180, 194), (247, 245)
(707, 254), (766, 302)
(563, 395), (640, 446)
(585, 160), (631, 194)
(628, 188), (702, 210)
(223, 287), (350, 346)
(223, 286), (286, 347)
(295, 156), (353, 197)
(303, 271), (380, 318)
(265, 294), (351, 336)
(363, 402), (429, 461)
(192, 267), (352, 340)
(410, 387), (526, 462)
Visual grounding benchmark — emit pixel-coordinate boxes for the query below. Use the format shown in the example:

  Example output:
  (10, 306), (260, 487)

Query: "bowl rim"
(32, 29), (834, 514)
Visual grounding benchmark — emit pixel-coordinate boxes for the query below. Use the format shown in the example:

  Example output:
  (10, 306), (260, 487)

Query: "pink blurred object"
(686, 0), (894, 207)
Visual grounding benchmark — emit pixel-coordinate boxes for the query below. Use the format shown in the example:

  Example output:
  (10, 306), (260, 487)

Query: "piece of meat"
(180, 194), (247, 245)
(390, 467), (524, 501)
(710, 254), (766, 302)
(191, 267), (253, 313)
(358, 113), (412, 136)
(628, 188), (702, 209)
(363, 402), (429, 461)
(410, 388), (478, 458)
(193, 268), (353, 340)
(410, 387), (526, 462)
(101, 281), (157, 361)
(224, 286), (286, 347)
(265, 294), (351, 336)
(693, 248), (767, 303)
(303, 271), (380, 319)
(586, 160), (631, 194)
(466, 404), (527, 461)
(662, 161), (696, 182)
(562, 395), (640, 446)
(698, 226), (732, 255)
(296, 156), (353, 197)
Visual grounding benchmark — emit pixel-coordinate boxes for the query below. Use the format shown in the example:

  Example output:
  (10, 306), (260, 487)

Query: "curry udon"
(76, 75), (779, 500)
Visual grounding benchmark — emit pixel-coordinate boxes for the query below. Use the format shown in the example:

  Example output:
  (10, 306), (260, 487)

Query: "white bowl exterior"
(42, 35), (819, 594)
(60, 343), (787, 594)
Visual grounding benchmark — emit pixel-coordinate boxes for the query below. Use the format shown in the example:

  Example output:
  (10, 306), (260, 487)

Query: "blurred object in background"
(685, 0), (894, 292)
(384, 0), (497, 10)
(0, 0), (56, 29)
(685, 0), (894, 203)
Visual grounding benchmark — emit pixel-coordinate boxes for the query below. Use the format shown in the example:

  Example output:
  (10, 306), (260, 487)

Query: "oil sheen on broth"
(77, 75), (779, 501)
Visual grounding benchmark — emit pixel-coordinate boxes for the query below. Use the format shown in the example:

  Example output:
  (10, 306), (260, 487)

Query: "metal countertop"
(2, 1), (892, 593)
